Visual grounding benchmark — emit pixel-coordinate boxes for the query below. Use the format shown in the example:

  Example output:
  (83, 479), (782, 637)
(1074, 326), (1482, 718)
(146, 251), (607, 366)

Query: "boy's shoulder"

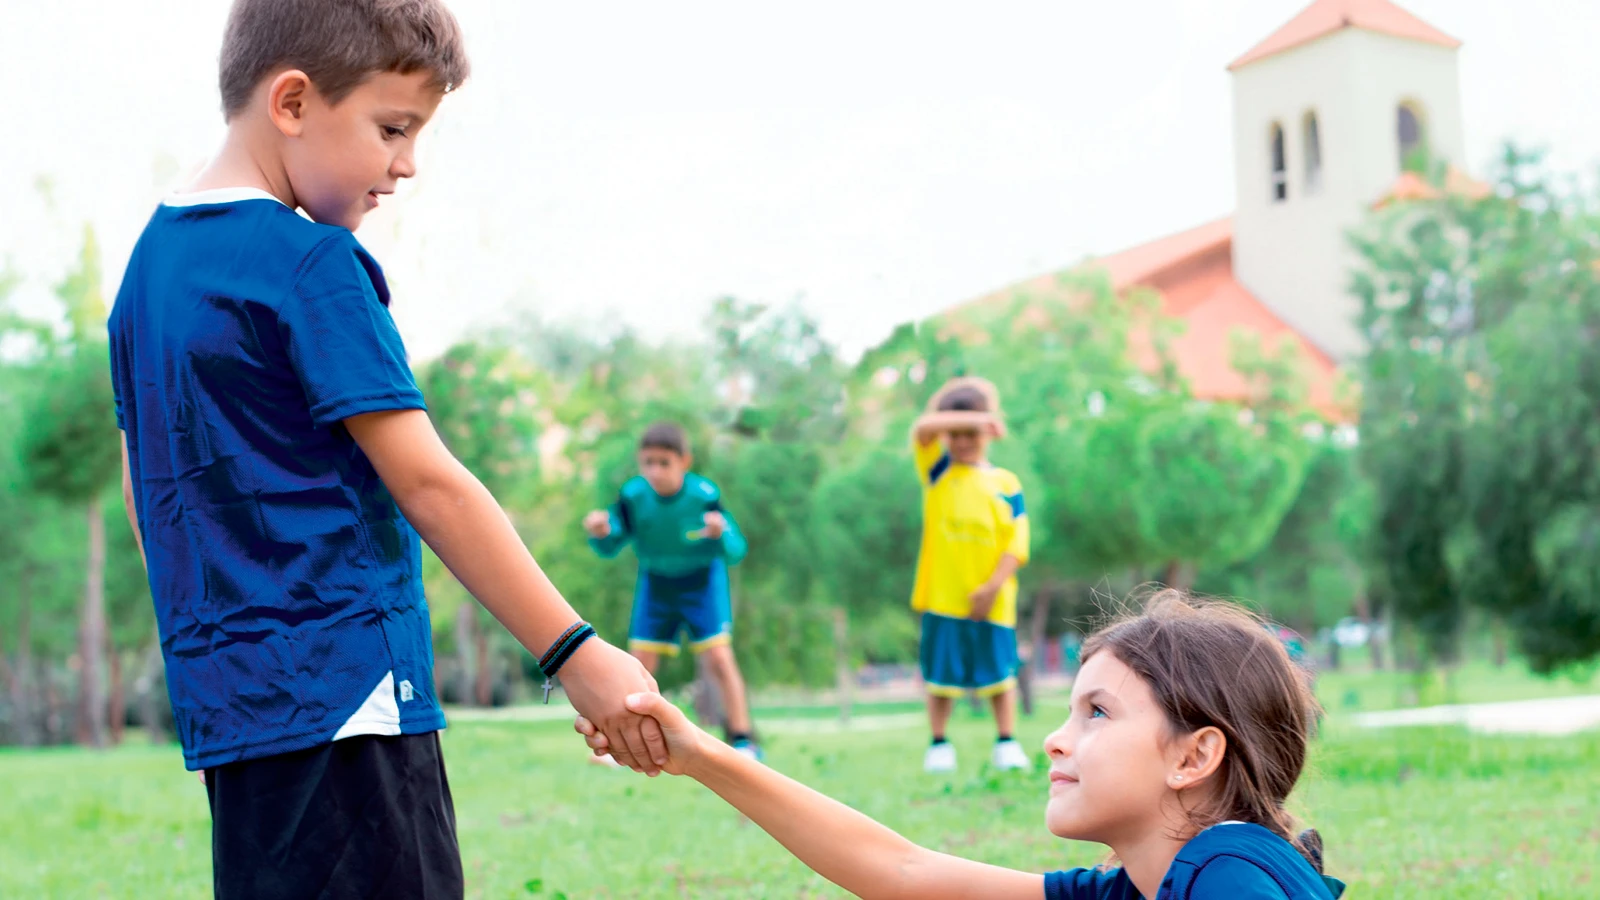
(982, 463), (1025, 493)
(135, 194), (383, 303)
(618, 475), (652, 502)
(683, 473), (721, 502)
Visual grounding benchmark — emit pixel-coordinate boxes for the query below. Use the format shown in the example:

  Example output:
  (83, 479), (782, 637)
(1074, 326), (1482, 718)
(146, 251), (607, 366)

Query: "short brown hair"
(219, 0), (470, 119)
(929, 376), (1002, 417)
(639, 422), (689, 457)
(1082, 591), (1322, 864)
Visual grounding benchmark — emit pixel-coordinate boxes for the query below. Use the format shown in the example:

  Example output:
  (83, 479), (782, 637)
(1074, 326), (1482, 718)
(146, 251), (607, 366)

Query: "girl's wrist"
(685, 731), (739, 782)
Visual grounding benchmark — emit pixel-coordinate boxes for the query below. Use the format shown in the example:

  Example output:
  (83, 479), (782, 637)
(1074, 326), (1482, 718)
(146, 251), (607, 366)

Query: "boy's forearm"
(718, 515), (748, 565)
(912, 410), (993, 444)
(399, 461), (580, 651)
(985, 553), (1023, 587)
(119, 434), (147, 571)
(348, 410), (581, 653)
(589, 526), (629, 559)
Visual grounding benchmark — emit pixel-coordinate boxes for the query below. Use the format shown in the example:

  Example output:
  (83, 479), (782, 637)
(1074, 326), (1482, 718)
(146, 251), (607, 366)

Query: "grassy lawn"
(3, 691), (1598, 898)
(1315, 657), (1599, 714)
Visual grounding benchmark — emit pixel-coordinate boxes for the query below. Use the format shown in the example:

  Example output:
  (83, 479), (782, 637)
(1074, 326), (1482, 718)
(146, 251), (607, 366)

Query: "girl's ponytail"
(1296, 828), (1325, 874)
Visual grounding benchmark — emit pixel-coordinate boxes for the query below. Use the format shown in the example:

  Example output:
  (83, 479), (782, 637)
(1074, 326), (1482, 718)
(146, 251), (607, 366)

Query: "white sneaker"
(992, 739), (1030, 771)
(923, 742), (958, 773)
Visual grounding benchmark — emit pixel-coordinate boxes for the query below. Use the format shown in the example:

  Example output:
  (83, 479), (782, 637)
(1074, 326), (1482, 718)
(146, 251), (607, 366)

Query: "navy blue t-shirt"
(1043, 823), (1344, 899)
(108, 188), (445, 770)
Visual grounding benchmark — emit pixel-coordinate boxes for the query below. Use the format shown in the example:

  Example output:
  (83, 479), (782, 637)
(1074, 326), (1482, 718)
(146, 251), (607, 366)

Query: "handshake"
(572, 691), (713, 778)
(556, 636), (723, 778)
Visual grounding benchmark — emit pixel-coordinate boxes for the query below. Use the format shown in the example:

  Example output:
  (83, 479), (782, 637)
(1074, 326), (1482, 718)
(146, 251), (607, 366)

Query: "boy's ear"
(680, 451), (694, 470)
(267, 70), (314, 138)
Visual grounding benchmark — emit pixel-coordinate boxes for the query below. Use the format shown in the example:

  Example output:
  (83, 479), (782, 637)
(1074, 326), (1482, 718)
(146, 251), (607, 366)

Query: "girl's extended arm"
(585, 693), (1046, 900)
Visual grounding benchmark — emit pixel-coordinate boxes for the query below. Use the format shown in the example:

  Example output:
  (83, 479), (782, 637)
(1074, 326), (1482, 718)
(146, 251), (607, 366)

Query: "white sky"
(4, 0), (1599, 360)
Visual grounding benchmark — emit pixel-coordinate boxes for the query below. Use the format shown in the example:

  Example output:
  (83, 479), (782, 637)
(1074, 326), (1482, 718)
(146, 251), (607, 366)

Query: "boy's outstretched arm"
(912, 410), (1003, 446)
(713, 505), (748, 566)
(579, 695), (1045, 900)
(585, 504), (631, 558)
(347, 409), (669, 774)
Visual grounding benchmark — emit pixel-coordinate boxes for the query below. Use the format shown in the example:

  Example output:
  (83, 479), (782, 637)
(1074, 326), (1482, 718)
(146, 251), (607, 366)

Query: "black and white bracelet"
(537, 621), (597, 704)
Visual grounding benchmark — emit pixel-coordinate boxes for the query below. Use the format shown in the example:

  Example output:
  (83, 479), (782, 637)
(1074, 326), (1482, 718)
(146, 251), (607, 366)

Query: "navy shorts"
(919, 613), (1019, 698)
(629, 561), (732, 656)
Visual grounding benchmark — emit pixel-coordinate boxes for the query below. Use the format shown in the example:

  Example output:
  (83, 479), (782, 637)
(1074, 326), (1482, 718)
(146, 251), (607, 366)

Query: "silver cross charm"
(542, 678), (554, 705)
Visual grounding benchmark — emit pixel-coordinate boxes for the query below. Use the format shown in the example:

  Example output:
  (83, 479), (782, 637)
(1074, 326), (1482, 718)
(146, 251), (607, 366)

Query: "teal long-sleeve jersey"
(588, 474), (748, 576)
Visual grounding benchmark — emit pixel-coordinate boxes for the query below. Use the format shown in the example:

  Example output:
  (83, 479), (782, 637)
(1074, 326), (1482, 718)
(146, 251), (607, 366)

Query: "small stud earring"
(1174, 775), (1184, 782)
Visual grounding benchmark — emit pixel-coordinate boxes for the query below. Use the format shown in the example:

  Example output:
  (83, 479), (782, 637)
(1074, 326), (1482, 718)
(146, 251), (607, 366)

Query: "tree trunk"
(472, 609), (492, 707)
(43, 665), (65, 745)
(1369, 607), (1391, 671)
(78, 498), (109, 748)
(1160, 561), (1194, 592)
(108, 646), (126, 746)
(137, 637), (169, 744)
(3, 577), (38, 747)
(1024, 590), (1054, 716)
(833, 608), (853, 726)
(454, 600), (476, 706)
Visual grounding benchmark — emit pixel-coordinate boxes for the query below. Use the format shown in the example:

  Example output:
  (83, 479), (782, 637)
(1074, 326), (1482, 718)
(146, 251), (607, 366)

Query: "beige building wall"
(1230, 29), (1465, 359)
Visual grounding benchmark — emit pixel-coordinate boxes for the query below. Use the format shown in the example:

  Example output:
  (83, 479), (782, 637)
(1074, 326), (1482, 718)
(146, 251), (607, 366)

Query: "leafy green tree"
(18, 227), (123, 746)
(1353, 146), (1600, 672)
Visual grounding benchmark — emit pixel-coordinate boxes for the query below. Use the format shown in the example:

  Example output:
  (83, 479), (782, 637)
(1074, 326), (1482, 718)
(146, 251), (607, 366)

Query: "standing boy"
(109, 2), (664, 897)
(910, 377), (1031, 773)
(584, 422), (762, 760)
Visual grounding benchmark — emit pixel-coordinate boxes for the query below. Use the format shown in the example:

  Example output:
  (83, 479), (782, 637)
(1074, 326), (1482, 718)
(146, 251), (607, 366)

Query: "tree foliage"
(1353, 147), (1600, 672)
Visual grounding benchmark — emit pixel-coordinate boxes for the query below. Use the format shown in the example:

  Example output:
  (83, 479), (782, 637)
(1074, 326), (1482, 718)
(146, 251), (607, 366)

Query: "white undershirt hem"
(333, 670), (404, 741)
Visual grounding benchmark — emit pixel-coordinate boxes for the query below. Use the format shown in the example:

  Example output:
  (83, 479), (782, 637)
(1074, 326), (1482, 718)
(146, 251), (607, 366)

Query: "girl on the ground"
(577, 592), (1345, 899)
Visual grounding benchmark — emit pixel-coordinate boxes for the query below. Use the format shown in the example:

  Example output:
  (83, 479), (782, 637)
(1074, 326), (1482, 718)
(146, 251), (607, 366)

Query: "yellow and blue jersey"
(909, 438), (1030, 627)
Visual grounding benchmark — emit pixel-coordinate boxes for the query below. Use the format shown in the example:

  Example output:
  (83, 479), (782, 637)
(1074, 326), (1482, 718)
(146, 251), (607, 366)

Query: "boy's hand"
(583, 510), (612, 539)
(559, 639), (669, 775)
(700, 511), (726, 541)
(575, 692), (712, 778)
(968, 581), (1001, 621)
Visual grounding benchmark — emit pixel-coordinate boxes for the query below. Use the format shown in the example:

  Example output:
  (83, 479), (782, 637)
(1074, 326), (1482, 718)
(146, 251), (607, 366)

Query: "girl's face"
(1042, 652), (1178, 845)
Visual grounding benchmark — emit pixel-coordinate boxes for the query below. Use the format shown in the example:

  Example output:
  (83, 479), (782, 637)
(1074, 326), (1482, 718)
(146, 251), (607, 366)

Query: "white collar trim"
(163, 187), (287, 208)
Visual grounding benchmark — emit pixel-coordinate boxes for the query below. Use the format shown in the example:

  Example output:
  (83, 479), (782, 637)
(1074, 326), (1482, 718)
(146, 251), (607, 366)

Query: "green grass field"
(3, 671), (1598, 898)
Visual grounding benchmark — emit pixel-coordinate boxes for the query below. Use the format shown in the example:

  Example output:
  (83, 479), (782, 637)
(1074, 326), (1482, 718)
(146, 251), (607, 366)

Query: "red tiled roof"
(1373, 166), (1493, 209)
(1229, 0), (1460, 71)
(952, 219), (1350, 421)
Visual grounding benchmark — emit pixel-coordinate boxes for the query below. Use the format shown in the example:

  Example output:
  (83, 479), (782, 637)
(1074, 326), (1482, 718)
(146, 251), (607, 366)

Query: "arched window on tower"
(1397, 102), (1426, 171)
(1270, 122), (1287, 202)
(1303, 111), (1322, 193)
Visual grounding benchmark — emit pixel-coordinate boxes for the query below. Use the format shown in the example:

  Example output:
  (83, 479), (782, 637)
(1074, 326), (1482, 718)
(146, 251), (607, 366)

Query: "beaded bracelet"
(537, 622), (597, 704)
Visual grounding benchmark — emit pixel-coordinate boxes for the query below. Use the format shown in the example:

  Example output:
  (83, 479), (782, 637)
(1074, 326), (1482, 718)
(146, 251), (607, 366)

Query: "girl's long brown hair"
(1081, 590), (1322, 864)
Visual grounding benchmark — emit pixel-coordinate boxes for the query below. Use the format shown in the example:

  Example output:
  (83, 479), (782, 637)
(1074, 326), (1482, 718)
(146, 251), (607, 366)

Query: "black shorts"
(205, 732), (463, 900)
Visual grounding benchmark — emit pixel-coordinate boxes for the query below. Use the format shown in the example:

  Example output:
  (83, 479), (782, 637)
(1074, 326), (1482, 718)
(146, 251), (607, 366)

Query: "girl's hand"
(575, 692), (714, 777)
(701, 511), (727, 541)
